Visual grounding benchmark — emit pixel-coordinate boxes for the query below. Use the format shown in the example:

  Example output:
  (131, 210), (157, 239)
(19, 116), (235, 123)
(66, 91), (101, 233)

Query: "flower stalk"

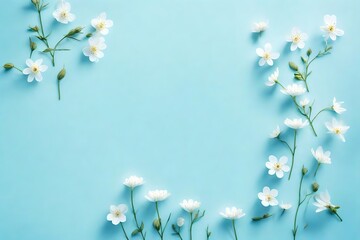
(276, 129), (297, 180)
(120, 222), (130, 240)
(153, 201), (171, 240)
(251, 213), (273, 221)
(231, 219), (238, 240)
(130, 189), (146, 239)
(189, 210), (205, 240)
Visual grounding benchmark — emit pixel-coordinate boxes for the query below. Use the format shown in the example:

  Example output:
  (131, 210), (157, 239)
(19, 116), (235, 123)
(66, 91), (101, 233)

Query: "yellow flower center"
(335, 128), (341, 134)
(97, 21), (106, 30)
(114, 210), (121, 217)
(328, 25), (335, 32)
(263, 52), (271, 60)
(266, 195), (272, 201)
(274, 163), (282, 170)
(61, 11), (68, 19)
(90, 46), (98, 54)
(32, 65), (39, 73)
(293, 34), (301, 43)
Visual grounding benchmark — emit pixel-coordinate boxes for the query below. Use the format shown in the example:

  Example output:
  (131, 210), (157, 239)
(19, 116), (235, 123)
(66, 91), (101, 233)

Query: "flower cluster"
(107, 175), (247, 240)
(254, 15), (347, 239)
(3, 1), (113, 100)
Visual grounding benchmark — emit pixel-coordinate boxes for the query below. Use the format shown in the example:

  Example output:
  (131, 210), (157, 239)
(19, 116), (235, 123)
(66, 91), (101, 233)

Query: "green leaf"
(301, 56), (307, 64)
(131, 229), (140, 236)
(140, 222), (144, 231)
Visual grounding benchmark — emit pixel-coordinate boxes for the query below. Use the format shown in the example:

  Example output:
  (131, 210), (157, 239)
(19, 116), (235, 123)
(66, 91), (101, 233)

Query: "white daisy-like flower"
(265, 155), (290, 178)
(332, 97), (346, 114)
(83, 37), (107, 63)
(266, 68), (279, 86)
(177, 217), (185, 227)
(300, 98), (310, 107)
(258, 186), (279, 207)
(256, 43), (280, 66)
(280, 83), (306, 96)
(311, 146), (331, 164)
(279, 202), (292, 210)
(220, 207), (246, 220)
(123, 176), (144, 189)
(106, 204), (128, 225)
(91, 12), (113, 35)
(320, 15), (344, 41)
(284, 118), (309, 129)
(22, 59), (48, 82)
(145, 190), (170, 202)
(313, 191), (336, 213)
(325, 118), (350, 142)
(270, 125), (281, 138)
(52, 0), (75, 24)
(252, 21), (268, 33)
(286, 27), (308, 51)
(180, 199), (201, 213)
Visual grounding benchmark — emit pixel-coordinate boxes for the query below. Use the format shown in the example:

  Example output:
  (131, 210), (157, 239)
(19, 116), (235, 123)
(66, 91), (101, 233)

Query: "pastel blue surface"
(0, 0), (359, 239)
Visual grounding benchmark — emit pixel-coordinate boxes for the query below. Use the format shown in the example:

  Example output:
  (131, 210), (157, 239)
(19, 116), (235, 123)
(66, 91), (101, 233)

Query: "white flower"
(252, 21), (268, 33)
(280, 84), (306, 96)
(123, 176), (144, 189)
(279, 202), (292, 210)
(270, 125), (281, 138)
(83, 37), (107, 63)
(266, 68), (279, 86)
(106, 204), (128, 225)
(332, 97), (346, 114)
(286, 27), (308, 51)
(300, 98), (310, 107)
(256, 43), (280, 66)
(284, 118), (309, 129)
(325, 118), (350, 142)
(311, 146), (331, 164)
(177, 217), (185, 227)
(313, 191), (335, 213)
(145, 190), (170, 202)
(265, 155), (290, 178)
(220, 207), (246, 220)
(52, 0), (75, 24)
(258, 186), (278, 207)
(320, 15), (344, 41)
(22, 59), (48, 82)
(91, 12), (113, 35)
(180, 199), (201, 213)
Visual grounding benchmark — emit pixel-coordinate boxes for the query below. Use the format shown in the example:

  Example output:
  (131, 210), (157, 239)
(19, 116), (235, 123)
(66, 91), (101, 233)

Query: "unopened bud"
(153, 219), (161, 231)
(302, 166), (308, 175)
(66, 27), (83, 37)
(3, 63), (14, 70)
(307, 48), (312, 56)
(29, 26), (39, 32)
(312, 182), (319, 192)
(57, 67), (66, 81)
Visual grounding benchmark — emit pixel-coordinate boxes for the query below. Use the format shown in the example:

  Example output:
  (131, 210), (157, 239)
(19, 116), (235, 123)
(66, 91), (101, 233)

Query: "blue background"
(0, 0), (359, 239)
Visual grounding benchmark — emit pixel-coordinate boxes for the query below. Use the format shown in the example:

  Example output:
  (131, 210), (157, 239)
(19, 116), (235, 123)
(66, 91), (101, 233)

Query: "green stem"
(232, 219), (238, 240)
(189, 212), (193, 240)
(155, 202), (164, 240)
(314, 163), (321, 177)
(36, 7), (55, 66)
(288, 129), (297, 180)
(57, 80), (61, 100)
(13, 66), (23, 73)
(51, 36), (67, 66)
(291, 97), (317, 136)
(120, 222), (130, 240)
(293, 173), (304, 240)
(333, 211), (343, 222)
(311, 107), (330, 123)
(130, 189), (146, 240)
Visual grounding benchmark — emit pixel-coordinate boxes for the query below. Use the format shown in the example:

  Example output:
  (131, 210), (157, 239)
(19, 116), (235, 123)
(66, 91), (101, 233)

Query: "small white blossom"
(332, 97), (346, 114)
(265, 155), (290, 179)
(325, 118), (350, 142)
(300, 98), (310, 107)
(52, 0), (75, 24)
(279, 202), (292, 210)
(180, 199), (201, 213)
(266, 68), (279, 86)
(320, 15), (344, 41)
(270, 125), (281, 138)
(286, 27), (308, 51)
(280, 83), (306, 96)
(220, 207), (246, 220)
(252, 21), (268, 33)
(258, 186), (278, 207)
(256, 43), (280, 66)
(145, 190), (170, 202)
(284, 118), (309, 129)
(313, 191), (336, 213)
(91, 12), (113, 35)
(106, 204), (128, 225)
(311, 146), (331, 164)
(123, 176), (144, 189)
(83, 37), (107, 63)
(22, 59), (48, 82)
(177, 217), (185, 227)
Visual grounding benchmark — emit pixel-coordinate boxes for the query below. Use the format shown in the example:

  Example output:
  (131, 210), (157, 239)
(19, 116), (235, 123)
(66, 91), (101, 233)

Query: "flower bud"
(312, 182), (319, 192)
(3, 63), (14, 70)
(31, 0), (39, 6)
(302, 166), (308, 175)
(29, 26), (39, 32)
(66, 27), (83, 37)
(30, 41), (37, 51)
(86, 33), (93, 38)
(307, 48), (312, 56)
(289, 61), (299, 71)
(153, 219), (161, 231)
(57, 67), (66, 81)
